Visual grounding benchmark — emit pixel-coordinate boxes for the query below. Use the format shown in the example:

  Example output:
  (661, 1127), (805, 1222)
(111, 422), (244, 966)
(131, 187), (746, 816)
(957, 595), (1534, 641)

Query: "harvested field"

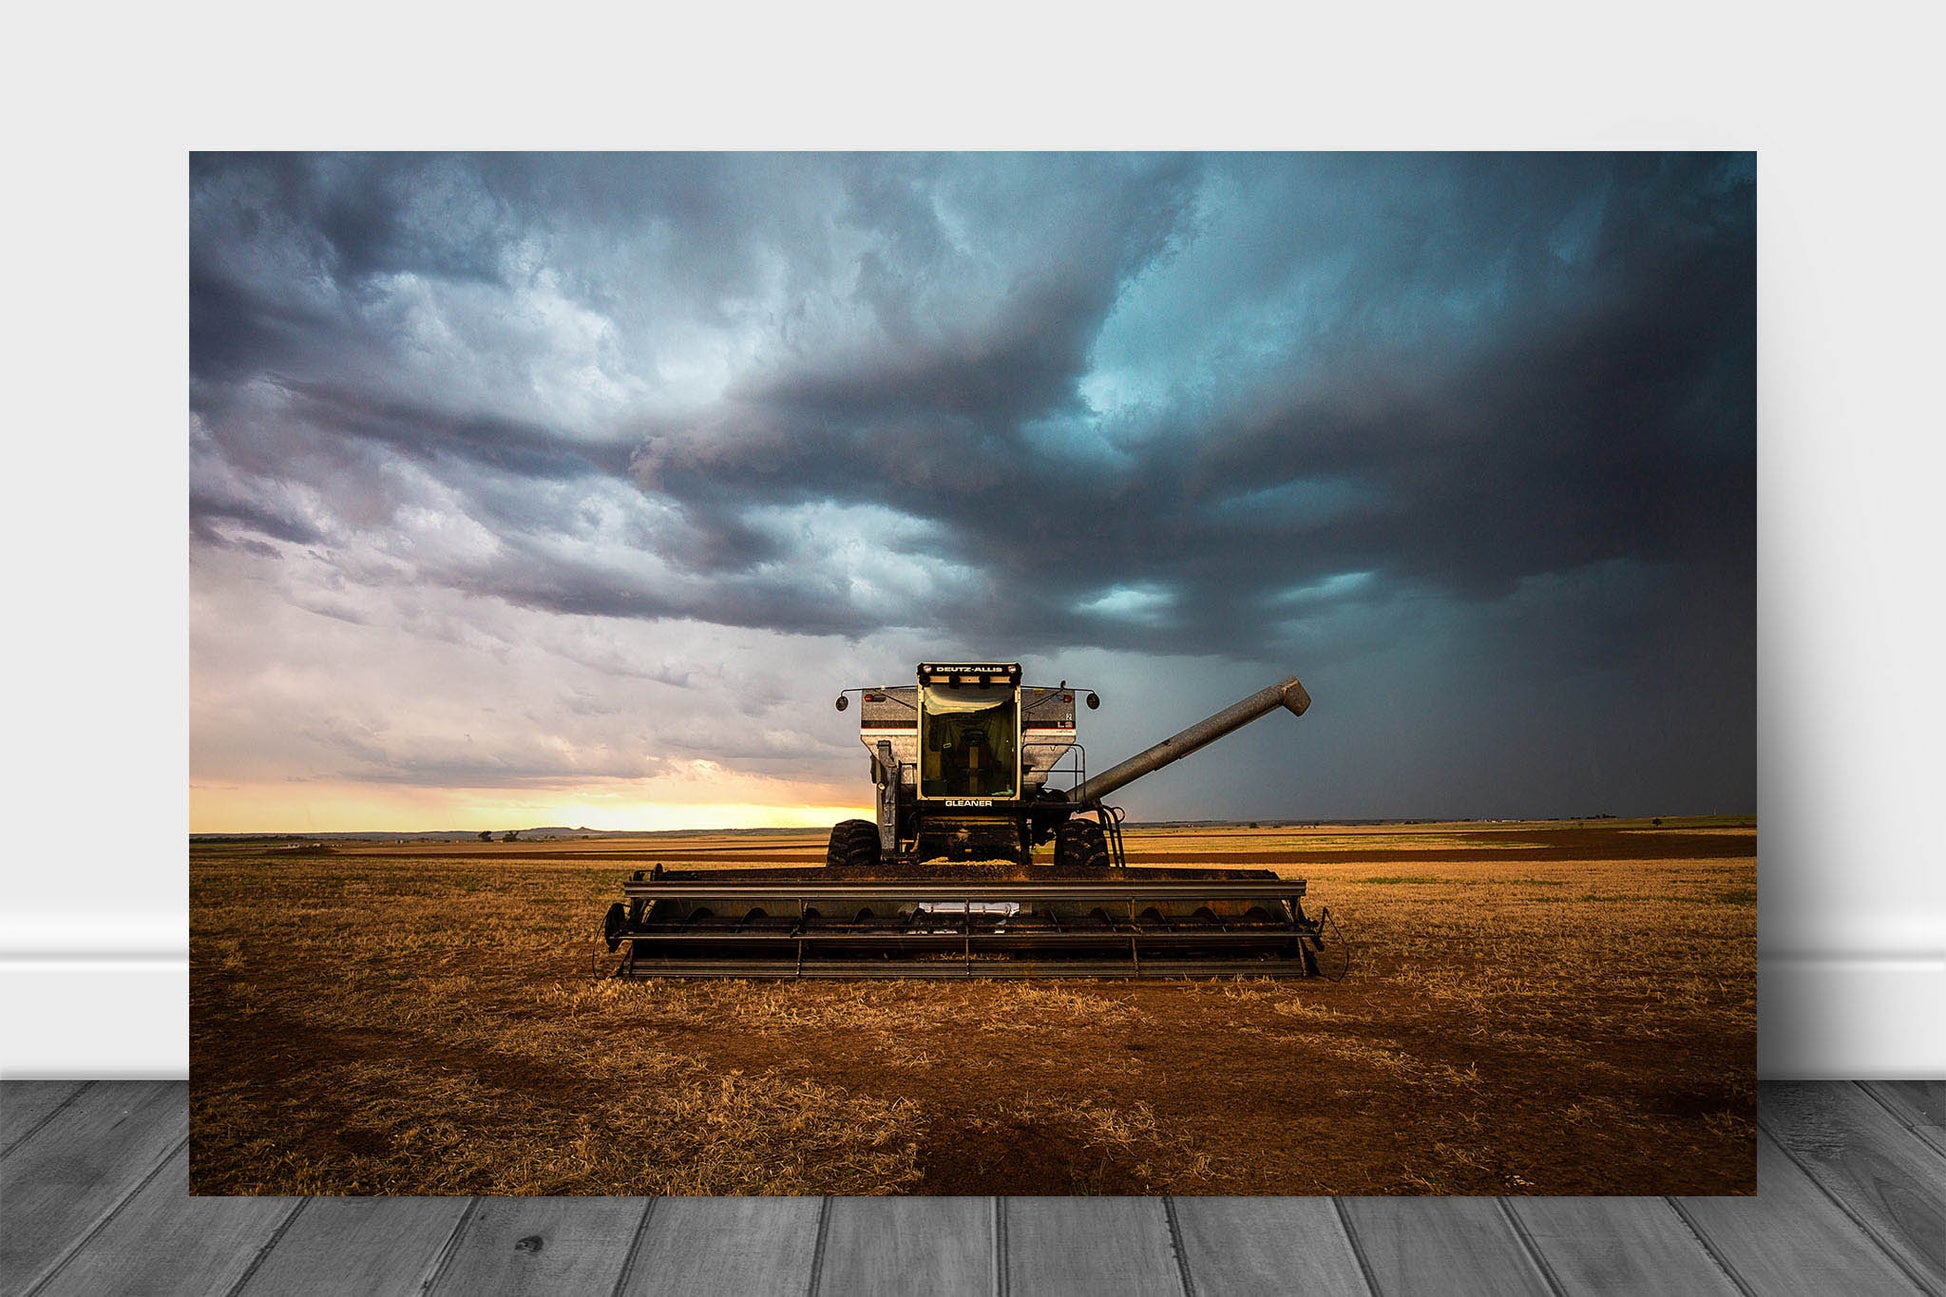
(190, 818), (1755, 1196)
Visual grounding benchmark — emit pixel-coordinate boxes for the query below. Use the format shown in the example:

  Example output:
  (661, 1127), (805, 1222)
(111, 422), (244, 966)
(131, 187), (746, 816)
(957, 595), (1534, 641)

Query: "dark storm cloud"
(190, 152), (1211, 627)
(190, 152), (1754, 813)
(275, 383), (635, 482)
(189, 484), (324, 548)
(618, 154), (1752, 664)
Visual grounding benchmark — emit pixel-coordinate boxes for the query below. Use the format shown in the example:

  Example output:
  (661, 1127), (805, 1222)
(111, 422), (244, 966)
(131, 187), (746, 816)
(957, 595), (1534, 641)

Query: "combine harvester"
(601, 663), (1342, 979)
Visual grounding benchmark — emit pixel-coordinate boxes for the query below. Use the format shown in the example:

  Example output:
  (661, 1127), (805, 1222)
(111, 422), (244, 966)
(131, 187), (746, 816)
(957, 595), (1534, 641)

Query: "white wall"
(2, 7), (1941, 1078)
(1754, 133), (1946, 1073)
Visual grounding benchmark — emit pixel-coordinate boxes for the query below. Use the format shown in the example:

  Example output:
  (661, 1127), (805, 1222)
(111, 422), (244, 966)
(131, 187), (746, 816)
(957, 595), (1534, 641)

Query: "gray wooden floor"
(2, 1082), (1940, 1296)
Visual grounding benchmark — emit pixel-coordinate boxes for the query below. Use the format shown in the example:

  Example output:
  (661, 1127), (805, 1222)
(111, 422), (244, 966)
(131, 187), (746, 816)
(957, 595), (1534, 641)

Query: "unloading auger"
(601, 663), (1339, 979)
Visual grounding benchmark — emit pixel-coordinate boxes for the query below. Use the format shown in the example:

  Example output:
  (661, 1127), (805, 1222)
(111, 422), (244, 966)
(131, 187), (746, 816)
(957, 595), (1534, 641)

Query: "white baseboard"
(1, 913), (188, 1078)
(3, 922), (1939, 1079)
(1, 960), (188, 1078)
(1758, 951), (1945, 1079)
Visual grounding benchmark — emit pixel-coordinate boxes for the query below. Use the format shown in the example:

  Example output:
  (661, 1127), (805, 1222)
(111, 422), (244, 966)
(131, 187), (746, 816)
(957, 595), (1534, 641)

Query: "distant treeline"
(191, 813), (1752, 843)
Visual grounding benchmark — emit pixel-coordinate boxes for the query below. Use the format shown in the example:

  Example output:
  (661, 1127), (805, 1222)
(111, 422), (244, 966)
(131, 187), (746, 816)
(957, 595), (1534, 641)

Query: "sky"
(189, 152), (1755, 833)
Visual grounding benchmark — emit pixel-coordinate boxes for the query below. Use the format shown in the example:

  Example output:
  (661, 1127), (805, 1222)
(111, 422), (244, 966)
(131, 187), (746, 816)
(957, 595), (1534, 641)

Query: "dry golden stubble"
(190, 820), (1756, 1196)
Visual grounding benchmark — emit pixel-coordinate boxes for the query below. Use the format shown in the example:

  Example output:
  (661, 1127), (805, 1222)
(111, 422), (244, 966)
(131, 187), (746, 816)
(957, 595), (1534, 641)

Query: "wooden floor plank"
(1676, 1129), (1927, 1296)
(1004, 1197), (1183, 1297)
(0, 1080), (184, 1295)
(426, 1197), (649, 1296)
(1861, 1080), (1946, 1156)
(1760, 1079), (1946, 1291)
(1336, 1198), (1553, 1297)
(233, 1197), (473, 1297)
(6, 1080), (1942, 1296)
(0, 1080), (90, 1155)
(1507, 1197), (1738, 1295)
(814, 1197), (992, 1296)
(617, 1197), (822, 1297)
(33, 1144), (298, 1297)
(1169, 1197), (1371, 1296)
(1862, 1079), (1946, 1124)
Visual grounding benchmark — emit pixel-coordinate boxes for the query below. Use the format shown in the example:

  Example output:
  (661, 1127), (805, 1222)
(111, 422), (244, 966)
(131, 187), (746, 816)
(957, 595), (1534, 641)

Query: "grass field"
(190, 819), (1755, 1196)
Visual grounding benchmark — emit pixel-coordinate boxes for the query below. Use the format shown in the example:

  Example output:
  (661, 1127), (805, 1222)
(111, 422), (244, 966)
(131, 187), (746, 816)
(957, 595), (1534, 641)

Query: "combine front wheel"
(825, 818), (882, 871)
(1053, 819), (1110, 872)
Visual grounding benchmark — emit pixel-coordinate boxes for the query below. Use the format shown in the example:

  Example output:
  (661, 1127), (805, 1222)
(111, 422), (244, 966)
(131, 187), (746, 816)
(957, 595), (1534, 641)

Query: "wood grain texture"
(1675, 1129), (1927, 1296)
(1336, 1198), (1553, 1297)
(813, 1197), (992, 1296)
(231, 1197), (472, 1297)
(1003, 1197), (1183, 1297)
(1169, 1197), (1371, 1296)
(1507, 1197), (1738, 1295)
(0, 1080), (183, 1295)
(1760, 1079), (1946, 1291)
(5, 1080), (1941, 1296)
(427, 1197), (649, 1296)
(1862, 1080), (1946, 1124)
(0, 1080), (89, 1155)
(33, 1145), (298, 1297)
(1863, 1080), (1946, 1156)
(617, 1197), (822, 1297)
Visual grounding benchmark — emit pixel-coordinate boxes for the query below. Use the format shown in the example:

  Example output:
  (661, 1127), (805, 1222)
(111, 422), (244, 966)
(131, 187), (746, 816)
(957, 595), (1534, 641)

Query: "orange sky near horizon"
(189, 776), (870, 835)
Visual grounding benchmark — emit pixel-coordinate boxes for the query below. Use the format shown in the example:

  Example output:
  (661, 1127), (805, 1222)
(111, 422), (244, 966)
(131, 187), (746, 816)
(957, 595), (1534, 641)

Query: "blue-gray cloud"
(189, 152), (1754, 816)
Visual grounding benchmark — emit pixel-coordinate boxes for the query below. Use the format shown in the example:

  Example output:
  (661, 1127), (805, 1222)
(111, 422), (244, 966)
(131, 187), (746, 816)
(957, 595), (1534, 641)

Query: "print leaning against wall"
(189, 151), (1756, 1196)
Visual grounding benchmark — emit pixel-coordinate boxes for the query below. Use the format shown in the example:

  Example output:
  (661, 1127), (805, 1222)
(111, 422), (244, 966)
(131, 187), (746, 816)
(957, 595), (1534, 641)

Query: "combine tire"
(1053, 819), (1110, 872)
(826, 819), (882, 871)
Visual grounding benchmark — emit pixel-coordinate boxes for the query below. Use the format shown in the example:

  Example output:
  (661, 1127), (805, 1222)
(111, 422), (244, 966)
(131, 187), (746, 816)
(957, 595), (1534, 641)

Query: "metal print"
(190, 152), (1756, 1195)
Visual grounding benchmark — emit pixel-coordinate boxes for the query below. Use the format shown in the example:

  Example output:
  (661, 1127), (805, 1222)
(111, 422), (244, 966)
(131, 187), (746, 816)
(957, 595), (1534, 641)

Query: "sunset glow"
(190, 781), (870, 836)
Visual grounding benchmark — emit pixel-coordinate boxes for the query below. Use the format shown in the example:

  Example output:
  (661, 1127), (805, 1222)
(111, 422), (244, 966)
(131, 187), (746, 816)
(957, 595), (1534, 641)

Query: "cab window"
(919, 683), (1018, 798)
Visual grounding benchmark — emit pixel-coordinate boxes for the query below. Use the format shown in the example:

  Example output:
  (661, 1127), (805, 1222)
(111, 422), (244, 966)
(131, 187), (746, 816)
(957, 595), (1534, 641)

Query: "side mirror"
(835, 694), (849, 711)
(1085, 692), (1100, 710)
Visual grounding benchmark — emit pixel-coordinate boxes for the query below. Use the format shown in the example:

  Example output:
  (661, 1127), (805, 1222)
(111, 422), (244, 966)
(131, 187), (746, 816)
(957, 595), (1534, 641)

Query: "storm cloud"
(189, 153), (1754, 827)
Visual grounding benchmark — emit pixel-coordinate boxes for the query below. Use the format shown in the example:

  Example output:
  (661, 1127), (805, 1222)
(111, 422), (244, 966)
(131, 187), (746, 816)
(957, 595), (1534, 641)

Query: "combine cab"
(601, 663), (1341, 979)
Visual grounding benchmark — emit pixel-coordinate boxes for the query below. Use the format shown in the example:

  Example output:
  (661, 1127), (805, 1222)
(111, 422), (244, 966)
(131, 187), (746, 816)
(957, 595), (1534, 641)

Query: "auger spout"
(1070, 676), (1310, 807)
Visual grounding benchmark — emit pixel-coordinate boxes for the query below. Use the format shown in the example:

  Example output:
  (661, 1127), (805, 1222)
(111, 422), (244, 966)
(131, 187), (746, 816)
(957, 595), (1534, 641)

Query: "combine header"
(601, 663), (1340, 979)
